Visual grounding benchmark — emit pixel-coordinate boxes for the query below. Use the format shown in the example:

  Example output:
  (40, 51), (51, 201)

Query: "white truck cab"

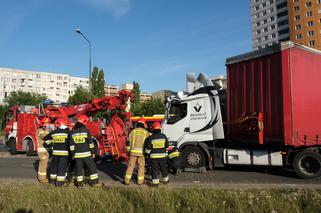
(162, 73), (225, 170)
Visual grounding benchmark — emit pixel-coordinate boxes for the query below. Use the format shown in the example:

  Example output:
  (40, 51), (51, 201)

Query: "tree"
(131, 98), (165, 116)
(0, 105), (8, 130)
(4, 91), (47, 107)
(132, 81), (140, 104)
(140, 98), (165, 116)
(91, 66), (105, 98)
(131, 82), (141, 116)
(97, 69), (105, 97)
(68, 86), (93, 105)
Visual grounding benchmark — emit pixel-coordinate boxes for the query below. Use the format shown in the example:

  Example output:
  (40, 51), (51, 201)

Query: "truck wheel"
(181, 146), (206, 168)
(26, 140), (36, 156)
(8, 138), (17, 155)
(293, 151), (321, 179)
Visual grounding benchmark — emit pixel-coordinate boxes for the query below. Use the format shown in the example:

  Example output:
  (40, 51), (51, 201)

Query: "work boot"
(150, 184), (159, 188)
(91, 182), (104, 187)
(38, 178), (49, 184)
(75, 182), (84, 188)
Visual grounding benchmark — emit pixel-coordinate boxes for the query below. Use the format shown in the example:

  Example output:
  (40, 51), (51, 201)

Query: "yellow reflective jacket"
(127, 127), (150, 156)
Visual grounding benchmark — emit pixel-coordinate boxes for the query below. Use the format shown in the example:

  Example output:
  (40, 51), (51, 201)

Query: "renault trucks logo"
(193, 103), (202, 112)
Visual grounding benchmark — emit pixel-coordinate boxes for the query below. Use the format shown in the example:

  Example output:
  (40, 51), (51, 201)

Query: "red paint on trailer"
(226, 42), (321, 147)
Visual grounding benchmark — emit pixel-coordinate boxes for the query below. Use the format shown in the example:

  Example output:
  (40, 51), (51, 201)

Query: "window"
(264, 27), (268, 32)
(256, 6), (259, 10)
(295, 24), (301, 30)
(265, 35), (268, 40)
(295, 15), (300, 20)
(306, 2), (311, 7)
(309, 40), (315, 46)
(307, 21), (314, 26)
(294, 6), (299, 11)
(271, 24), (276, 29)
(277, 11), (288, 18)
(270, 16), (275, 21)
(263, 3), (266, 7)
(296, 34), (302, 39)
(278, 20), (288, 26)
(264, 19), (267, 24)
(263, 11), (267, 16)
(36, 74), (40, 78)
(306, 11), (312, 17)
(166, 103), (187, 125)
(277, 2), (287, 9)
(279, 29), (289, 35)
(272, 33), (276, 38)
(270, 0), (273, 4)
(308, 30), (314, 36)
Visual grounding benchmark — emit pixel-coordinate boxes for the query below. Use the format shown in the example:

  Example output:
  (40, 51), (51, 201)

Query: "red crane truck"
(5, 90), (133, 160)
(162, 41), (321, 179)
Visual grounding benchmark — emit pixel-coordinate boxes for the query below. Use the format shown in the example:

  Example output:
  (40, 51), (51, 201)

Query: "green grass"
(0, 184), (320, 213)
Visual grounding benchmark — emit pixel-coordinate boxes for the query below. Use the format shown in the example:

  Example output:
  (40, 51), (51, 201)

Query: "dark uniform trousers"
(150, 157), (169, 184)
(74, 157), (98, 186)
(49, 156), (69, 186)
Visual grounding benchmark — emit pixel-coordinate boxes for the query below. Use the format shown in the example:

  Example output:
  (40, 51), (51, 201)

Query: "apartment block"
(251, 0), (289, 49)
(288, 0), (321, 50)
(140, 93), (152, 102)
(104, 84), (119, 96)
(0, 67), (89, 103)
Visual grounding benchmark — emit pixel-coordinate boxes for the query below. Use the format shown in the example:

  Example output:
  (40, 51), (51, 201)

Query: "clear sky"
(0, 0), (251, 93)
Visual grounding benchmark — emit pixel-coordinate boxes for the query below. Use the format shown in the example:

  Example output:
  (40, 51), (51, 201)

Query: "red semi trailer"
(162, 42), (321, 179)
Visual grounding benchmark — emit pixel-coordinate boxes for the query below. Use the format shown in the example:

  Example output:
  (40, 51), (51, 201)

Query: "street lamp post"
(75, 28), (92, 92)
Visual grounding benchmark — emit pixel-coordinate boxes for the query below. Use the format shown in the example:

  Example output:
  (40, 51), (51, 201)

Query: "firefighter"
(124, 117), (150, 185)
(144, 121), (169, 186)
(44, 118), (70, 186)
(36, 117), (51, 183)
(69, 115), (99, 187)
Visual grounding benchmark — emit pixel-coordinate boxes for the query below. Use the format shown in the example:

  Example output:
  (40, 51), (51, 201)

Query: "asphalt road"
(1, 154), (321, 188)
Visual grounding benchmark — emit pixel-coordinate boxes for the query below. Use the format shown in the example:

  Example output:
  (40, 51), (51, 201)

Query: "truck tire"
(293, 151), (321, 179)
(26, 140), (36, 156)
(181, 146), (206, 169)
(8, 138), (17, 155)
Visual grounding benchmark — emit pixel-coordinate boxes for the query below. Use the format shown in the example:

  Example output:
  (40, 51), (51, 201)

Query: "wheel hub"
(186, 152), (201, 166)
(299, 156), (321, 174)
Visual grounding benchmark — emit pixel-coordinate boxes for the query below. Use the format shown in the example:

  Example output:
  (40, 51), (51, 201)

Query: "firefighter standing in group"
(124, 118), (150, 185)
(44, 118), (70, 186)
(144, 121), (169, 186)
(36, 117), (51, 183)
(69, 115), (99, 187)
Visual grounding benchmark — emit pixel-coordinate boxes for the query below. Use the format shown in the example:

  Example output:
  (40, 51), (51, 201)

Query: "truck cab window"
(167, 103), (187, 124)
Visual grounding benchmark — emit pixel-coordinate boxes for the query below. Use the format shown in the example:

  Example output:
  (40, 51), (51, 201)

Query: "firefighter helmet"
(77, 115), (89, 125)
(152, 121), (161, 130)
(40, 117), (50, 126)
(137, 117), (146, 125)
(55, 118), (67, 127)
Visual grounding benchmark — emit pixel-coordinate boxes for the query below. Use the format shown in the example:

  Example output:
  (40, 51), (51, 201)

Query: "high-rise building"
(0, 67), (89, 104)
(251, 0), (289, 50)
(288, 0), (321, 50)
